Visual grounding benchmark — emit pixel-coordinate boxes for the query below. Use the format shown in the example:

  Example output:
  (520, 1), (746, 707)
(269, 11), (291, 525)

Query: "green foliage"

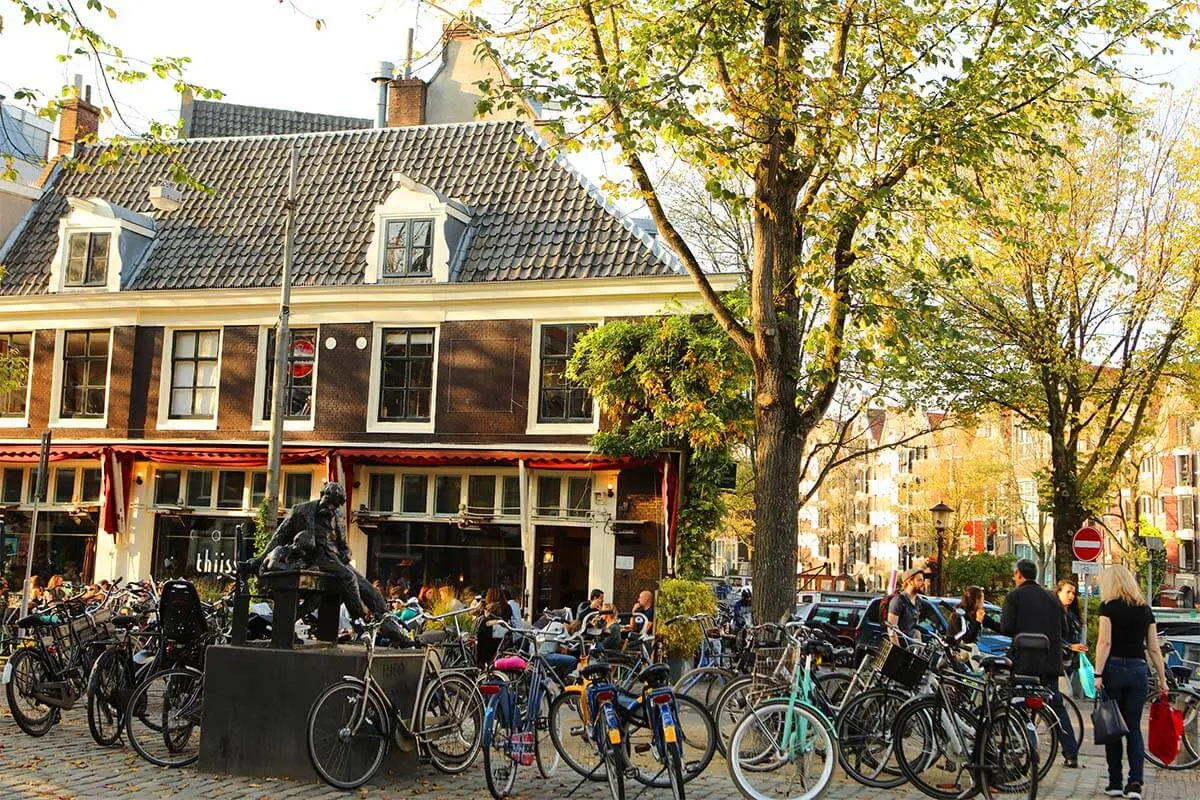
(253, 498), (272, 555)
(192, 575), (231, 605)
(569, 315), (752, 579)
(656, 579), (717, 658)
(0, 345), (28, 397)
(944, 552), (1016, 595)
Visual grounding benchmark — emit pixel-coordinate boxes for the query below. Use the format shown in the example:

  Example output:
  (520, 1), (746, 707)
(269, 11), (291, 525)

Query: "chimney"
(371, 61), (395, 128)
(387, 79), (427, 127)
(57, 75), (100, 157)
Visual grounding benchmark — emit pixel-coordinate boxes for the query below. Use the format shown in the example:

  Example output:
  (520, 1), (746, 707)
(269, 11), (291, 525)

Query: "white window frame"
(251, 325), (319, 432)
(365, 323), (439, 434)
(0, 328), (35, 429)
(531, 471), (594, 523)
(156, 327), (223, 432)
(526, 320), (602, 435)
(49, 328), (113, 429)
(362, 174), (469, 285)
(3, 460), (101, 508)
(359, 467), (522, 520)
(48, 197), (155, 294)
(148, 465), (318, 513)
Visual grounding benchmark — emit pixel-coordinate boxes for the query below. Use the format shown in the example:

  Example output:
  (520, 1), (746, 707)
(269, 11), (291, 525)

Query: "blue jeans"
(1044, 678), (1078, 758)
(544, 652), (578, 679)
(1102, 656), (1148, 785)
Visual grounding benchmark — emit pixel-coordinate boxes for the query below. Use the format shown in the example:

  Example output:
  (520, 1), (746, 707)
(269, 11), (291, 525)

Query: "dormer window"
(66, 232), (111, 287)
(384, 219), (434, 277)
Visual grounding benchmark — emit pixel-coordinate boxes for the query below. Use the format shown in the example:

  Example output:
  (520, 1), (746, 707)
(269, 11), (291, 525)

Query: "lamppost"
(930, 502), (953, 596)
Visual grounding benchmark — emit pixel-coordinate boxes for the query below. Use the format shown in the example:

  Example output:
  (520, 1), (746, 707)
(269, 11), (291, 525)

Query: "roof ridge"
(168, 118), (522, 146)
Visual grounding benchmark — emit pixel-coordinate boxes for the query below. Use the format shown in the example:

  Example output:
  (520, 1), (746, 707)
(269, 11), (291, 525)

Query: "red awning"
(0, 443), (104, 463)
(112, 445), (329, 468)
(332, 447), (650, 471)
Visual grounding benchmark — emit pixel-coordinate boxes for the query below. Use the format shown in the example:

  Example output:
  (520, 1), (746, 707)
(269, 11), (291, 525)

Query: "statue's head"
(319, 481), (347, 509)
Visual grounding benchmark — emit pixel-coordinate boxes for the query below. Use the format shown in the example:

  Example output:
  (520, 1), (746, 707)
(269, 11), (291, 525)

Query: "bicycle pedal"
(634, 743), (651, 754)
(624, 767), (640, 779)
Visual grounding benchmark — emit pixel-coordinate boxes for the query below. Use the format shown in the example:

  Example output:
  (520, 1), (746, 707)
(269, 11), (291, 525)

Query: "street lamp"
(930, 502), (953, 596)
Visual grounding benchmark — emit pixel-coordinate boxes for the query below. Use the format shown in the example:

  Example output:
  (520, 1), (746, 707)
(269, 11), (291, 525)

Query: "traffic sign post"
(1072, 526), (1104, 637)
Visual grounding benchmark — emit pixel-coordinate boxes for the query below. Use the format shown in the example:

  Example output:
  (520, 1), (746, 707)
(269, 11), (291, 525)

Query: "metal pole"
(936, 526), (945, 596)
(19, 431), (51, 619)
(264, 140), (299, 534)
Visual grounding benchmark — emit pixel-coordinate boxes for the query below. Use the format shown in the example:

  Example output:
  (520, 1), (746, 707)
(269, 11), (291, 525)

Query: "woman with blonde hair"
(1094, 564), (1168, 800)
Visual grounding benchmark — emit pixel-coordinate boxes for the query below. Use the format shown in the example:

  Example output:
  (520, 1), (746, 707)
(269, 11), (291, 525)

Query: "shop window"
(155, 470), (182, 505)
(3, 509), (99, 584)
(217, 471), (245, 509)
(186, 470), (213, 507)
(402, 475), (428, 513)
(370, 473), (395, 512)
(250, 472), (267, 507)
(152, 515), (251, 580)
(501, 476), (521, 516)
(467, 476), (496, 514)
(0, 332), (31, 418)
(2, 467), (23, 504)
(53, 468), (76, 504)
(60, 329), (110, 419)
(284, 472), (313, 508)
(567, 477), (592, 518)
(264, 328), (317, 420)
(378, 328), (434, 422)
(434, 475), (461, 515)
(537, 324), (594, 423)
(80, 468), (101, 503)
(537, 476), (561, 515)
(168, 330), (220, 419)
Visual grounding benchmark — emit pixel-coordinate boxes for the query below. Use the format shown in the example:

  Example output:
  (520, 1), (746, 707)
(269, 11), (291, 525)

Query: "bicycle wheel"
(483, 695), (520, 800)
(126, 668), (204, 767)
(892, 695), (975, 800)
(598, 720), (626, 800)
(726, 700), (836, 800)
(628, 693), (716, 786)
(306, 680), (389, 789)
(712, 675), (755, 757)
(536, 691), (561, 778)
(4, 649), (58, 737)
(1029, 705), (1059, 781)
(1061, 692), (1084, 755)
(814, 671), (853, 711)
(87, 649), (131, 746)
(419, 671), (483, 774)
(665, 735), (687, 800)
(674, 666), (735, 710)
(835, 687), (907, 789)
(1144, 687), (1200, 770)
(976, 707), (1037, 800)
(548, 689), (604, 781)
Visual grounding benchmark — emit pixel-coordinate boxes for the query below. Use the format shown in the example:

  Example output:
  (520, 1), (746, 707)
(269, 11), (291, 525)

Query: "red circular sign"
(1072, 526), (1103, 562)
(290, 338), (315, 379)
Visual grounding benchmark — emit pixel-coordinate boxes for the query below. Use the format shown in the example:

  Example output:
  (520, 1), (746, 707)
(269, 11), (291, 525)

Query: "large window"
(65, 231), (110, 287)
(152, 468), (312, 511)
(169, 330), (220, 419)
(379, 328), (434, 421)
(0, 333), (31, 418)
(264, 328), (316, 420)
(60, 330), (110, 419)
(383, 218), (434, 277)
(537, 324), (594, 423)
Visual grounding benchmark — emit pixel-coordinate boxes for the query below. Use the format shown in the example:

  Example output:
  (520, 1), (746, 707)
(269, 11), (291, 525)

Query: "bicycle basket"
(752, 646), (793, 692)
(877, 639), (929, 689)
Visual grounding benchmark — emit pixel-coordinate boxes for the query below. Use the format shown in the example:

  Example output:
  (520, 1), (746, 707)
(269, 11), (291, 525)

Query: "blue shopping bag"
(1078, 653), (1096, 700)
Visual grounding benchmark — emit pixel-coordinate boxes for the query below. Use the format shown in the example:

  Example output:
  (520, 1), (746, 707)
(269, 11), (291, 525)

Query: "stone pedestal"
(198, 644), (423, 781)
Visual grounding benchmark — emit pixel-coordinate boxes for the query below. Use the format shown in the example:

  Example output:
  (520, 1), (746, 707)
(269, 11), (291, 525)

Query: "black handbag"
(1092, 690), (1130, 745)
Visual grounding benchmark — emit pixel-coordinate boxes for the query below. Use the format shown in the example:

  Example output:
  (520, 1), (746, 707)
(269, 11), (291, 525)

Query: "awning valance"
(331, 447), (650, 472)
(111, 445), (329, 468)
(0, 444), (104, 463)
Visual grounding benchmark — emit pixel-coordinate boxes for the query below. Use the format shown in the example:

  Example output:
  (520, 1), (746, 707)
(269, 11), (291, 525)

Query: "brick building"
(0, 78), (726, 608)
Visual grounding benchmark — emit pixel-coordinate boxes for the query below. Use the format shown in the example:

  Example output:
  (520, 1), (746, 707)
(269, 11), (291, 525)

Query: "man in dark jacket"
(1001, 558), (1079, 767)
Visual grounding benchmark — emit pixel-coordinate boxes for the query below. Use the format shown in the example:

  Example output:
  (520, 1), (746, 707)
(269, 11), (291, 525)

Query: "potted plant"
(656, 578), (717, 681)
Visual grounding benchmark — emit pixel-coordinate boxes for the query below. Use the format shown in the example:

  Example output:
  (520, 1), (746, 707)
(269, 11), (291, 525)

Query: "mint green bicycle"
(726, 622), (837, 800)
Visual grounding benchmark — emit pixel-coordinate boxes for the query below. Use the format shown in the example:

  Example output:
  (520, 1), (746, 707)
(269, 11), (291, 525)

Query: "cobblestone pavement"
(2, 704), (1198, 799)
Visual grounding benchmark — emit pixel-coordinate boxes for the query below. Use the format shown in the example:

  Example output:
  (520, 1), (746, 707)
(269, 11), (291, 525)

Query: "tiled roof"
(0, 121), (676, 295)
(185, 99), (371, 138)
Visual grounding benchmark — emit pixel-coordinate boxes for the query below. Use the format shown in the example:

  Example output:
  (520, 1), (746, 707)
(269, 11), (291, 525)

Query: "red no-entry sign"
(1072, 526), (1103, 562)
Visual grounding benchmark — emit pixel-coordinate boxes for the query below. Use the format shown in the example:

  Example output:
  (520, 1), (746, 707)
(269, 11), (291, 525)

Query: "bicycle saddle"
(581, 662), (612, 680)
(494, 655), (528, 672)
(112, 614), (146, 628)
(418, 629), (449, 646)
(16, 613), (55, 628)
(979, 655), (1012, 672)
(637, 663), (671, 688)
(801, 640), (835, 658)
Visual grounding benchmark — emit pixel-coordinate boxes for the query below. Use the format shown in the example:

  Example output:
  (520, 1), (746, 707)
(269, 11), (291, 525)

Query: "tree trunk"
(751, 366), (801, 624)
(1050, 443), (1087, 583)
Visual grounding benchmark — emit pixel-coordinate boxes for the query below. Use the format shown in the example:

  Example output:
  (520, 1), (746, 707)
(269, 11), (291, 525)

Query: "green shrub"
(656, 578), (717, 658)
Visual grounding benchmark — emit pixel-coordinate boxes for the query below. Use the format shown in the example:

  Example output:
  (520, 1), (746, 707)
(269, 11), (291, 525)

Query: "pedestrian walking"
(1000, 558), (1079, 767)
(1095, 564), (1170, 800)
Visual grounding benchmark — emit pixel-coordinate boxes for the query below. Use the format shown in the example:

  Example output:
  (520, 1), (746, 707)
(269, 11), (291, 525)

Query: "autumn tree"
(928, 112), (1200, 582)
(463, 0), (1194, 621)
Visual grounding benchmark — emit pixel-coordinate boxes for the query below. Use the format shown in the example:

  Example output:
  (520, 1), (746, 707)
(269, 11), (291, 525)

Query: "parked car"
(854, 594), (1010, 662)
(794, 600), (870, 645)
